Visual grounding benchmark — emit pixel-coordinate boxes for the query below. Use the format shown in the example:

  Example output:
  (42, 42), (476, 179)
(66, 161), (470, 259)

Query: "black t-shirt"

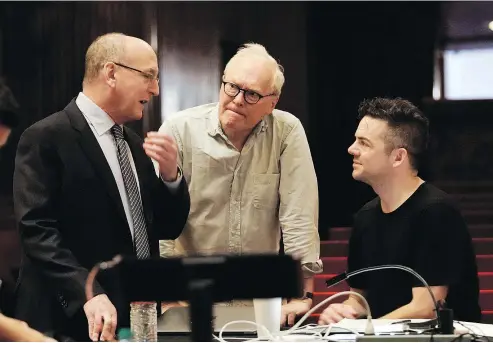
(346, 182), (481, 322)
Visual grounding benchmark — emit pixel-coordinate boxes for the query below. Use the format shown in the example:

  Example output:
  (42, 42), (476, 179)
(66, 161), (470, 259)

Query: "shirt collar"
(75, 92), (116, 136)
(207, 103), (222, 137)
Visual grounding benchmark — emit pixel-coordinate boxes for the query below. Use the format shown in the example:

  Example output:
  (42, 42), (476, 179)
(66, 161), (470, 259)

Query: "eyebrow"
(244, 86), (263, 94)
(144, 68), (158, 75)
(227, 80), (263, 95)
(356, 136), (372, 145)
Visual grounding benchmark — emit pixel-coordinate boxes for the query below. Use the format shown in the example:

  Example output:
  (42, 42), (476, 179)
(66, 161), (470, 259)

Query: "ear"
(269, 96), (279, 112)
(102, 62), (117, 88)
(392, 147), (408, 168)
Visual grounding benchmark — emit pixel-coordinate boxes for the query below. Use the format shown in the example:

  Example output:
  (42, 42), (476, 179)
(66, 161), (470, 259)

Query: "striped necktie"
(111, 125), (150, 259)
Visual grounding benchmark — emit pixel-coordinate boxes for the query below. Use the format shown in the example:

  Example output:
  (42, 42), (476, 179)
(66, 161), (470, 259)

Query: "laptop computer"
(158, 305), (258, 334)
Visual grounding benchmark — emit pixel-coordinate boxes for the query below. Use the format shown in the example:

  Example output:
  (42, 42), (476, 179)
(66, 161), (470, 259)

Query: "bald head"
(125, 36), (156, 59)
(83, 33), (155, 85)
(81, 33), (159, 124)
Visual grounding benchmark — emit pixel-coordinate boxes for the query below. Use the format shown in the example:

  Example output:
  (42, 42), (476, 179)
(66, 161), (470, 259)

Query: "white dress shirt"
(76, 92), (182, 241)
(76, 92), (142, 240)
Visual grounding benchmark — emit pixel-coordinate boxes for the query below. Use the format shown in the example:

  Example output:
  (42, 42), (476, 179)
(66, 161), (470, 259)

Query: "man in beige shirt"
(158, 43), (322, 326)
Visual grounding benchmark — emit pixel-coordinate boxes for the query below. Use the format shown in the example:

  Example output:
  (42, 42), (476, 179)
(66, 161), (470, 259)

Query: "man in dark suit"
(13, 33), (190, 341)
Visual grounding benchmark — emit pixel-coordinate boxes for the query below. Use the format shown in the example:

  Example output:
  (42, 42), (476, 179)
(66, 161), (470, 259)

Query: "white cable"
(217, 321), (326, 342)
(217, 291), (372, 341)
(323, 324), (360, 338)
(213, 334), (260, 342)
(455, 321), (486, 338)
(345, 264), (439, 323)
(284, 290), (374, 335)
(216, 265), (438, 341)
(277, 331), (325, 342)
(217, 320), (273, 342)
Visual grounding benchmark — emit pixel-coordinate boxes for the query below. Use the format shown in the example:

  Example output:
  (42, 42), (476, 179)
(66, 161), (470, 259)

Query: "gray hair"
(226, 43), (285, 95)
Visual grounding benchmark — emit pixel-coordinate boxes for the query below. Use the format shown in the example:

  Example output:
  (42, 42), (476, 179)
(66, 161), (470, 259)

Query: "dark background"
(0, 1), (492, 250)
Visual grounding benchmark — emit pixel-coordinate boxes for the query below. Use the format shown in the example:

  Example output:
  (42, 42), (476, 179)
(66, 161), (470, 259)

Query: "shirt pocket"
(189, 148), (222, 191)
(253, 173), (281, 210)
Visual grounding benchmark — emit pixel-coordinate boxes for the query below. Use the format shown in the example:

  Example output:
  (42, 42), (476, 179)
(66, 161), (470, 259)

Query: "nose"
(232, 91), (246, 106)
(149, 79), (159, 97)
(348, 142), (358, 156)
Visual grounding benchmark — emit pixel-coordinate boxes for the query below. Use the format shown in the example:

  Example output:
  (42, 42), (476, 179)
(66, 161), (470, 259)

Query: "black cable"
(456, 321), (490, 342)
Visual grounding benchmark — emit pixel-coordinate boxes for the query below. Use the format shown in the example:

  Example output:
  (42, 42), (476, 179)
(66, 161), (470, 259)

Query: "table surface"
(158, 332), (258, 342)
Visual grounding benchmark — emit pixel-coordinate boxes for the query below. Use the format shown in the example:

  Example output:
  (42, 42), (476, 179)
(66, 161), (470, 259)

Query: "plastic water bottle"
(130, 301), (157, 341)
(117, 328), (132, 342)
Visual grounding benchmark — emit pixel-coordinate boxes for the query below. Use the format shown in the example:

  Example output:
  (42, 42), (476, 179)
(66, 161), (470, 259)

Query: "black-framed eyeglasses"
(113, 62), (159, 82)
(222, 81), (276, 105)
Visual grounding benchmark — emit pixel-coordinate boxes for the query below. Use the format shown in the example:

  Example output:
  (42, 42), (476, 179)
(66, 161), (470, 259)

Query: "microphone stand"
(325, 265), (447, 334)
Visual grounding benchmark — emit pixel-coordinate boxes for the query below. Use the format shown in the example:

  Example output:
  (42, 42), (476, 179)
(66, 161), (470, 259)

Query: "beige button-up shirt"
(159, 103), (322, 277)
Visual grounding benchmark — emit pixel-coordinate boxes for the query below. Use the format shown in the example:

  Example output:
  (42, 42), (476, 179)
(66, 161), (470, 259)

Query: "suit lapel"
(64, 100), (129, 231)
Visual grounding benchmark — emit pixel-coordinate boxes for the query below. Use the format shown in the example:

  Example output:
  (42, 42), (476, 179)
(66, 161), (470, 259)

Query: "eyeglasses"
(113, 62), (159, 82)
(222, 81), (276, 105)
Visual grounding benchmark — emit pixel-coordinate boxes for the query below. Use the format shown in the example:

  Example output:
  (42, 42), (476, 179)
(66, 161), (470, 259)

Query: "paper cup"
(253, 298), (282, 338)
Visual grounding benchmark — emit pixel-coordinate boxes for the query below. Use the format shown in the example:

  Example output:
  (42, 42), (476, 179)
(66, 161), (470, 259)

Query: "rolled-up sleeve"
(157, 119), (184, 257)
(278, 120), (323, 277)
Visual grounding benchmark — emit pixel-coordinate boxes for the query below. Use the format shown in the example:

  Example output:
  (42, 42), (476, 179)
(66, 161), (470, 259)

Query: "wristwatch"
(299, 291), (313, 301)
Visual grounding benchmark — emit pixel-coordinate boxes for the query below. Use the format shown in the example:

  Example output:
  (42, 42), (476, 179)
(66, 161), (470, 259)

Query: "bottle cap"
(117, 328), (132, 341)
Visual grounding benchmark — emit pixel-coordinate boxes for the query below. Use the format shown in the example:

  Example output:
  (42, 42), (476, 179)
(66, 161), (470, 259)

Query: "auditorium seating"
(317, 181), (493, 324)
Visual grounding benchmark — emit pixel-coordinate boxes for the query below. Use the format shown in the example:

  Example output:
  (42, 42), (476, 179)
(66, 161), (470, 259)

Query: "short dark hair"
(357, 97), (429, 171)
(0, 78), (20, 128)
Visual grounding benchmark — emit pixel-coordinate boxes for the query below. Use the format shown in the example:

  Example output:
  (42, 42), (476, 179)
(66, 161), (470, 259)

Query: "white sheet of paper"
(336, 318), (430, 334)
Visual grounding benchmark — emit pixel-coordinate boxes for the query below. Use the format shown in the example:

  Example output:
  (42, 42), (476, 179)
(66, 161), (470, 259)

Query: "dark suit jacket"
(12, 99), (190, 341)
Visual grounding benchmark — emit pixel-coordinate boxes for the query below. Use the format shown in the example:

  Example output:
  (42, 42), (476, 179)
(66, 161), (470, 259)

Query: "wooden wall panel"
(156, 2), (221, 121)
(153, 2), (309, 129)
(0, 3), (311, 282)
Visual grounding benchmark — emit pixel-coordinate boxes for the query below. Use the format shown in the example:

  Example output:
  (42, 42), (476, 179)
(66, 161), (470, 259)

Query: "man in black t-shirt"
(319, 97), (481, 324)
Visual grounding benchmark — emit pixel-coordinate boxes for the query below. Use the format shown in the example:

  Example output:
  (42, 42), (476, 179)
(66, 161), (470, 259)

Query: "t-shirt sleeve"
(346, 214), (367, 290)
(410, 201), (472, 288)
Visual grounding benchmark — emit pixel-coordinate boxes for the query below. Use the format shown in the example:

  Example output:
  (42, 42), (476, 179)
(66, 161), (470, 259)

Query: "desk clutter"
(196, 319), (492, 342)
(156, 304), (493, 342)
